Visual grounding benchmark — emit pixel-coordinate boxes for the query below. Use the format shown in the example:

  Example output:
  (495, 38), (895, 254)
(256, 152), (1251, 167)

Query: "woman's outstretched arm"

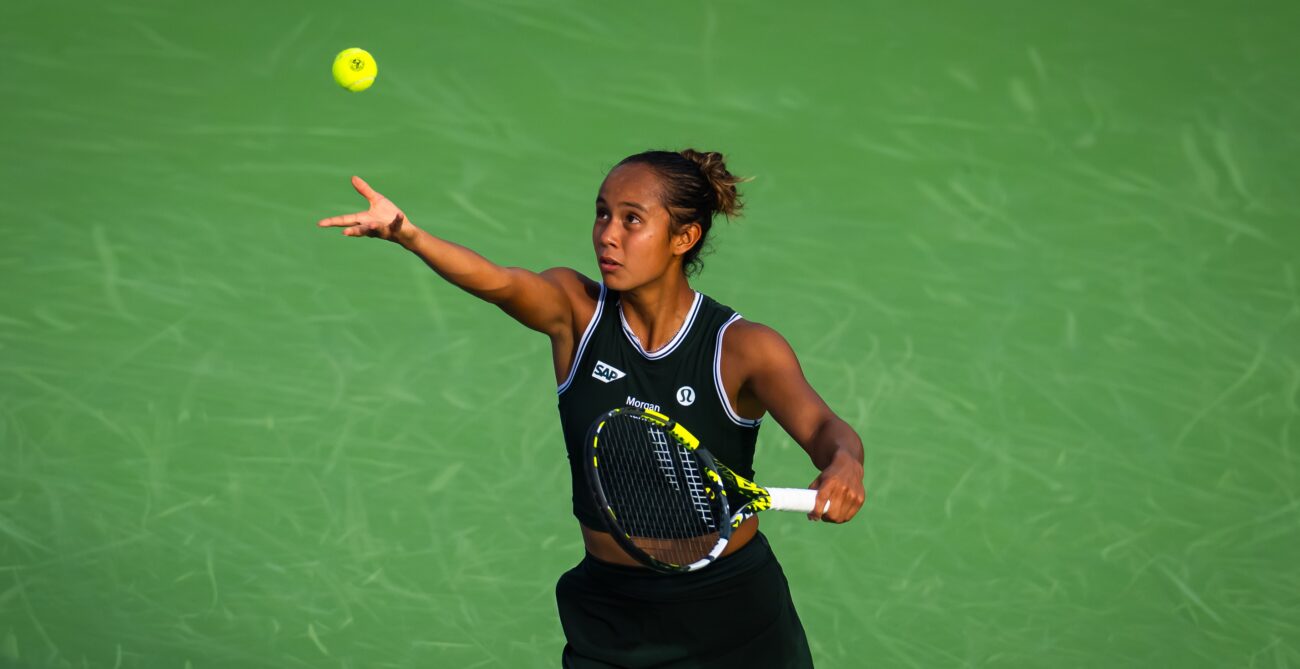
(317, 176), (577, 337)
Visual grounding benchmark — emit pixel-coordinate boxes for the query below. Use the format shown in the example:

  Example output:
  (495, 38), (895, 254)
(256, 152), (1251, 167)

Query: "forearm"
(397, 222), (515, 304)
(806, 417), (864, 472)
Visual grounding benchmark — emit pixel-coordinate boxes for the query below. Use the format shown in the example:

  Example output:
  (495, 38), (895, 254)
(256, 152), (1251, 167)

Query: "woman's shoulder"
(716, 316), (802, 414)
(720, 317), (796, 364)
(540, 267), (602, 303)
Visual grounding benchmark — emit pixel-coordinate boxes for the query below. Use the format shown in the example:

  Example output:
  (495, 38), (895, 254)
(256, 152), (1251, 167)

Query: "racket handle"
(767, 487), (830, 514)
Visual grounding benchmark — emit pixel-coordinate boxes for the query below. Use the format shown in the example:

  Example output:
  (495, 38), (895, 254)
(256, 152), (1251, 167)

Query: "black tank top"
(557, 284), (763, 528)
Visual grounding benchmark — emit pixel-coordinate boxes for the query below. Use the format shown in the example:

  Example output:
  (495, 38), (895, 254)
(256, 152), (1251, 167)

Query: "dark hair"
(615, 149), (746, 276)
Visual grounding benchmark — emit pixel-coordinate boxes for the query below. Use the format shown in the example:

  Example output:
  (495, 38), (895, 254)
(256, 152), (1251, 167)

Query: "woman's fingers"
(317, 213), (352, 227)
(808, 482), (830, 522)
(318, 212), (368, 228)
(318, 178), (402, 240)
(352, 175), (381, 202)
(344, 221), (379, 237)
(806, 480), (864, 523)
(325, 216), (400, 240)
(829, 486), (864, 523)
(345, 221), (393, 238)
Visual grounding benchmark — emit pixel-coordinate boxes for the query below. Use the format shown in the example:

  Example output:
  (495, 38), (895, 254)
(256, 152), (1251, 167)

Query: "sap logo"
(592, 361), (627, 383)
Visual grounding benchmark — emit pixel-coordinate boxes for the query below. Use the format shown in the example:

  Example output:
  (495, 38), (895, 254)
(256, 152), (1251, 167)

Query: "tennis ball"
(332, 48), (377, 92)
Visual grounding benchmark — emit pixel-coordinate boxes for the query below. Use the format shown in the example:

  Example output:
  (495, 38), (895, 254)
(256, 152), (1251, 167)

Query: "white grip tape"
(767, 487), (830, 514)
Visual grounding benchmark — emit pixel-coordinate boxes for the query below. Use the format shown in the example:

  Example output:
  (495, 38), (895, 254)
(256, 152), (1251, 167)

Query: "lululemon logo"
(676, 386), (695, 406)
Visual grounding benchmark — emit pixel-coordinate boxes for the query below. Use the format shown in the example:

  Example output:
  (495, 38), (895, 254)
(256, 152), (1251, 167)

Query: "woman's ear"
(671, 221), (702, 257)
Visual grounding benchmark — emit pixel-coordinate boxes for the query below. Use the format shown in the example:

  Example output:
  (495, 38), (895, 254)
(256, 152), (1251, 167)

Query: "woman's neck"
(618, 274), (696, 354)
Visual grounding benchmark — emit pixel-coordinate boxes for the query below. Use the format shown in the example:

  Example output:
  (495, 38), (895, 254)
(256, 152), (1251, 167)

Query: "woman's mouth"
(598, 256), (621, 272)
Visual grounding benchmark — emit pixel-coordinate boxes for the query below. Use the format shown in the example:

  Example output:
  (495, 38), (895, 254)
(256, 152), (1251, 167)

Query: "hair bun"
(680, 149), (745, 218)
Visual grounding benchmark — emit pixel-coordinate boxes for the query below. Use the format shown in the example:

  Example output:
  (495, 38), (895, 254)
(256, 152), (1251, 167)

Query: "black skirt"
(555, 532), (814, 668)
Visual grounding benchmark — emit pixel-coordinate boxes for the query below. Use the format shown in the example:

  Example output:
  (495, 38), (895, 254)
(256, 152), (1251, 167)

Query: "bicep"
(735, 324), (837, 447)
(494, 267), (586, 337)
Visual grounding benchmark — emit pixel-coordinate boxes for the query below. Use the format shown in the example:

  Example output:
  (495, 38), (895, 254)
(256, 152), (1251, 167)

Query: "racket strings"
(599, 414), (724, 567)
(648, 427), (682, 491)
(677, 448), (715, 526)
(648, 426), (715, 526)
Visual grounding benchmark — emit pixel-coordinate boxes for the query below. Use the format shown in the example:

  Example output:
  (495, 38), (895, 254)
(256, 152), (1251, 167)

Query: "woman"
(318, 149), (866, 667)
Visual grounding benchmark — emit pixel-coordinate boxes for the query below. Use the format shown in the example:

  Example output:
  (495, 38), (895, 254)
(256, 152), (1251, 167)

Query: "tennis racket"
(584, 406), (827, 573)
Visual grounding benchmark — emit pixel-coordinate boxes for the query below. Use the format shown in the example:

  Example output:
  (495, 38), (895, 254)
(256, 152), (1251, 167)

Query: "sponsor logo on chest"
(625, 395), (661, 412)
(592, 360), (627, 383)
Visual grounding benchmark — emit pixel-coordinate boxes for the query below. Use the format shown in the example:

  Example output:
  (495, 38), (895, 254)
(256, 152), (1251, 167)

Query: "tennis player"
(318, 149), (866, 667)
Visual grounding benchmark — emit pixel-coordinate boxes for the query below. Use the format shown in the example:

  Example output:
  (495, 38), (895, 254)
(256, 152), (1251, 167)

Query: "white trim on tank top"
(714, 313), (763, 428)
(618, 291), (703, 360)
(557, 283), (607, 395)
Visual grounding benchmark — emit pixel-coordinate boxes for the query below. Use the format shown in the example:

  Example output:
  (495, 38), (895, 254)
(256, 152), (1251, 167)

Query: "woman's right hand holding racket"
(317, 176), (416, 245)
(807, 449), (865, 523)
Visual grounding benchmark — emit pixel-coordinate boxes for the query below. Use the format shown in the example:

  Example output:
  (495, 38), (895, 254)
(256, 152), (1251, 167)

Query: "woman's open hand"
(317, 176), (414, 244)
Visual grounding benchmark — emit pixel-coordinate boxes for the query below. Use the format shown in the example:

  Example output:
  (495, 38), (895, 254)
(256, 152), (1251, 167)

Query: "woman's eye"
(596, 210), (610, 221)
(625, 215), (641, 225)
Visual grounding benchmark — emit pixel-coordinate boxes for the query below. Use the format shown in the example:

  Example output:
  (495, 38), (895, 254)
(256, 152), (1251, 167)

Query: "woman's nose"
(597, 223), (620, 248)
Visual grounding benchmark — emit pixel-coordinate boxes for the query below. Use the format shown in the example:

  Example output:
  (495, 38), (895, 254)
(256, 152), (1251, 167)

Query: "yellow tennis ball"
(332, 48), (377, 92)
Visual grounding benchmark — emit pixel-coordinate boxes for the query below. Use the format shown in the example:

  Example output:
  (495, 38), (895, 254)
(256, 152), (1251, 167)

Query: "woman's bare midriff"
(580, 515), (760, 567)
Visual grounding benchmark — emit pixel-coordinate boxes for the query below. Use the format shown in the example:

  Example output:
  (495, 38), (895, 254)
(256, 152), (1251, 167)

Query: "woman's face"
(592, 163), (695, 291)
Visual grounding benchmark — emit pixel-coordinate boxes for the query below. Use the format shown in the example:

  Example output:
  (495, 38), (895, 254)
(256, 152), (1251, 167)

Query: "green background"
(2, 1), (1298, 667)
